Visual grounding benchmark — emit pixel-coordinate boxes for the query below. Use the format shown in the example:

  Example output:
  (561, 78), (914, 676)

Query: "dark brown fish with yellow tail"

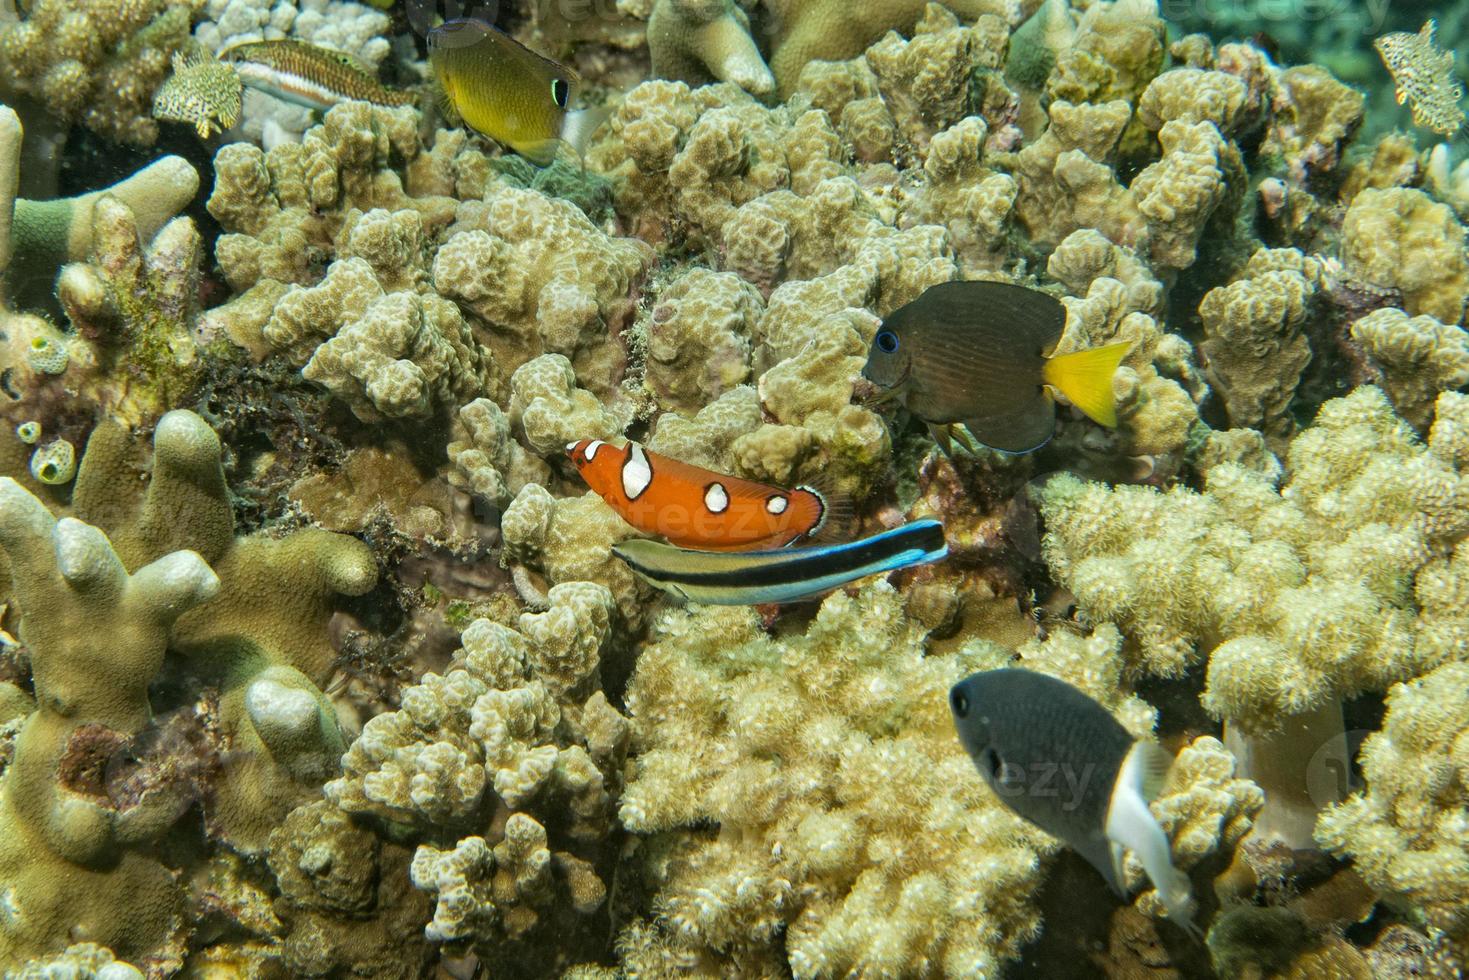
(220, 40), (416, 111)
(428, 18), (609, 166)
(862, 281), (1130, 455)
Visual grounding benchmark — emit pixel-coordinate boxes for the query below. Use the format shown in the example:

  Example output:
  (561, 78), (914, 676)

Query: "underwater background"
(0, 0), (1466, 976)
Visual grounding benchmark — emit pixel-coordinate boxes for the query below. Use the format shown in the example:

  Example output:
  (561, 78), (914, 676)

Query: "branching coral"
(66, 411), (377, 855)
(1198, 247), (1321, 438)
(326, 612), (629, 972)
(0, 0), (199, 145)
(619, 582), (1051, 976)
(1316, 660), (1469, 942)
(1037, 386), (1468, 845)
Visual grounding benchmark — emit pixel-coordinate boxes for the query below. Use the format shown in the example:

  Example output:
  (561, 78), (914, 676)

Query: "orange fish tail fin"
(1042, 341), (1130, 428)
(802, 485), (856, 546)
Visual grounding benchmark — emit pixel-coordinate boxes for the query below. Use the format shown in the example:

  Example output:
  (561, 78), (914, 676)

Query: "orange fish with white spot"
(566, 439), (828, 551)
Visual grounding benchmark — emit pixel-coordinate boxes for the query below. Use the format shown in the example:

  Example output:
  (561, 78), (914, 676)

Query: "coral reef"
(1037, 386), (1468, 847)
(328, 610), (628, 973)
(6, 0), (1469, 974)
(1317, 659), (1469, 944)
(0, 0), (199, 146)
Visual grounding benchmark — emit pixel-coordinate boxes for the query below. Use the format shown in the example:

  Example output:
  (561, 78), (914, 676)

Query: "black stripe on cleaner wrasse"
(219, 40), (415, 111)
(613, 520), (948, 606)
(862, 280), (1130, 455)
(950, 669), (1201, 938)
(427, 17), (611, 166)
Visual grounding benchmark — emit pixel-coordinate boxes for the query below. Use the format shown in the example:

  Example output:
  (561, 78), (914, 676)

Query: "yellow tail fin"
(1041, 341), (1130, 428)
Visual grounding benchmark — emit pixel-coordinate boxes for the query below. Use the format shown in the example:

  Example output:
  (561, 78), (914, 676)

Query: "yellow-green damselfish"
(863, 280), (1130, 454)
(428, 18), (607, 166)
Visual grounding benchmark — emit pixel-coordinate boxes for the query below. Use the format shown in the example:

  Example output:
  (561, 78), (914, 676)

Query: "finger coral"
(1037, 386), (1469, 845)
(0, 477), (217, 970)
(327, 613), (629, 973)
(619, 582), (1051, 976)
(0, 0), (198, 145)
(1316, 660), (1469, 942)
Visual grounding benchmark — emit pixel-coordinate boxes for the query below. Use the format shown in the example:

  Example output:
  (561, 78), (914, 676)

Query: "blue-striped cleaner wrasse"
(428, 18), (610, 166)
(862, 280), (1130, 455)
(611, 519), (948, 606)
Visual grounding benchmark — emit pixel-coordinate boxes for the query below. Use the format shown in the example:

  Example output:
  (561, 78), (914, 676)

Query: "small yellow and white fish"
(863, 280), (1130, 455)
(153, 47), (243, 138)
(220, 40), (415, 112)
(613, 520), (948, 606)
(950, 669), (1199, 935)
(428, 18), (609, 166)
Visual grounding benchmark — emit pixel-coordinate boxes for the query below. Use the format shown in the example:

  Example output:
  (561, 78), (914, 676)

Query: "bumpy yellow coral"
(1316, 661), (1469, 940)
(1005, 99), (1139, 249)
(0, 0), (199, 145)
(328, 614), (628, 970)
(620, 582), (1052, 976)
(635, 268), (756, 415)
(500, 485), (649, 625)
(434, 190), (653, 396)
(1042, 385), (1466, 720)
(1351, 308), (1469, 430)
(263, 224), (495, 422)
(1341, 188), (1469, 324)
(1131, 119), (1240, 271)
(1138, 67), (1252, 135)
(1198, 248), (1321, 437)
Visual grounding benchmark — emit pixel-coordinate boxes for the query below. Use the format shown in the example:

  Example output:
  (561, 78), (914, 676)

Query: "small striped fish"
(612, 520), (948, 606)
(220, 40), (415, 111)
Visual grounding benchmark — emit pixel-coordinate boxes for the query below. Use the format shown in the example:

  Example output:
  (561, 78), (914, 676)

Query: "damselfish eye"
(950, 688), (969, 718)
(876, 330), (899, 354)
(551, 78), (570, 108)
